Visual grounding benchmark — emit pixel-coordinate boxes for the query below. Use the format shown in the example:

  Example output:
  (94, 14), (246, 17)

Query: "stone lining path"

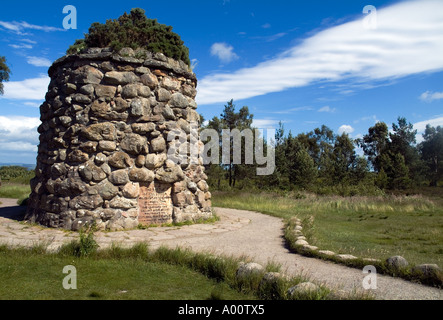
(0, 199), (441, 300)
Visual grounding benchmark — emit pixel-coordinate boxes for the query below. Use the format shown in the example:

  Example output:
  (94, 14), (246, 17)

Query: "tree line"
(203, 100), (443, 194)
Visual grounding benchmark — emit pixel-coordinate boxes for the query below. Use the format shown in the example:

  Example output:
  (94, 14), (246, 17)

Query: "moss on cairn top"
(67, 8), (191, 67)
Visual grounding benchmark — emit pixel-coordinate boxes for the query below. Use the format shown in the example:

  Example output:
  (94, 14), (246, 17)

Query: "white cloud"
(210, 42), (239, 64)
(413, 116), (443, 132)
(338, 125), (355, 135)
(0, 116), (40, 152)
(191, 59), (199, 70)
(272, 106), (313, 114)
(420, 91), (443, 102)
(9, 43), (33, 49)
(253, 119), (280, 129)
(26, 56), (52, 67)
(0, 141), (38, 152)
(262, 23), (271, 29)
(1, 75), (50, 100)
(318, 106), (336, 113)
(0, 21), (21, 32)
(21, 39), (37, 44)
(0, 20), (65, 34)
(354, 115), (378, 124)
(197, 0), (443, 105)
(413, 116), (443, 143)
(23, 102), (41, 108)
(251, 32), (288, 43)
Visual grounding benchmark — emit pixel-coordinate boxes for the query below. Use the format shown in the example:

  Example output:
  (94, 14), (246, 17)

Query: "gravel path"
(0, 199), (441, 300)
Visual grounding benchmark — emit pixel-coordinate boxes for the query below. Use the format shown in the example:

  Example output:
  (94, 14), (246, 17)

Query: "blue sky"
(1, 0), (443, 164)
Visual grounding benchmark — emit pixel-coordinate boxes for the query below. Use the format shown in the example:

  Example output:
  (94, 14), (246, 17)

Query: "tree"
(268, 122), (291, 189)
(379, 152), (410, 189)
(351, 156), (370, 184)
(221, 100), (254, 187)
(0, 56), (10, 95)
(205, 100), (254, 188)
(358, 120), (412, 189)
(419, 125), (443, 187)
(291, 147), (317, 189)
(358, 122), (390, 172)
(332, 133), (357, 184)
(389, 117), (423, 183)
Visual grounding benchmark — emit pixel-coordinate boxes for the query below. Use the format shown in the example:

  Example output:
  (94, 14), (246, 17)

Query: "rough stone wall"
(25, 48), (212, 231)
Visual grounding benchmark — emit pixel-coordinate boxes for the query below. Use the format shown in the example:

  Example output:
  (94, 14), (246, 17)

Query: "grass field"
(212, 190), (443, 268)
(0, 242), (344, 300)
(0, 244), (256, 300)
(0, 182), (31, 205)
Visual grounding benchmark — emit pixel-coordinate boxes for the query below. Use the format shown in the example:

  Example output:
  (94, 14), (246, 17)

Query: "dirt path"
(0, 199), (441, 300)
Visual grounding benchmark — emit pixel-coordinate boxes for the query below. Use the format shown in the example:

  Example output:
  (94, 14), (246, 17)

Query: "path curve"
(0, 199), (441, 300)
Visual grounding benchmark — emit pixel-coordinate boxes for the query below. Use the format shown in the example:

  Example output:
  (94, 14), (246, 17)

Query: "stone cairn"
(25, 48), (212, 231)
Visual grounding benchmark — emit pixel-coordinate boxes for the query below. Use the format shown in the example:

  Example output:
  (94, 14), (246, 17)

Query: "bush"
(67, 8), (191, 66)
(0, 166), (35, 184)
(59, 224), (98, 257)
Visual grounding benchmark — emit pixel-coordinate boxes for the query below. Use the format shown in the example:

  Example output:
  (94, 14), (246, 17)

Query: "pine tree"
(0, 56), (10, 95)
(204, 100), (254, 188)
(419, 125), (443, 187)
(291, 148), (317, 189)
(358, 122), (389, 172)
(389, 117), (423, 184)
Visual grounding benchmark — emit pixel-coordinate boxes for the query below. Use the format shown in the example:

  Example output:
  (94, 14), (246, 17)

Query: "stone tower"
(25, 48), (212, 231)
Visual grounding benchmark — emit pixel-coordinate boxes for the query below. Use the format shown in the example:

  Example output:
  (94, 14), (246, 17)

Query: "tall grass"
(0, 183), (31, 204)
(212, 191), (443, 268)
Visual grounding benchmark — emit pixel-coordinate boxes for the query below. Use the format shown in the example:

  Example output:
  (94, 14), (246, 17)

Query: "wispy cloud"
(21, 39), (37, 44)
(271, 106), (313, 114)
(7, 38), (38, 50)
(8, 43), (33, 49)
(23, 102), (41, 108)
(1, 75), (50, 100)
(253, 119), (281, 129)
(0, 21), (21, 33)
(354, 115), (379, 124)
(197, 0), (443, 105)
(210, 42), (239, 64)
(191, 59), (199, 70)
(26, 56), (52, 67)
(0, 20), (65, 34)
(251, 32), (288, 43)
(420, 90), (443, 102)
(318, 106), (336, 113)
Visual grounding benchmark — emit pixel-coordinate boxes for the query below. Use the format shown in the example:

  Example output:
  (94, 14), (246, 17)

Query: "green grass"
(0, 182), (31, 205)
(0, 242), (354, 300)
(212, 190), (443, 269)
(0, 244), (255, 300)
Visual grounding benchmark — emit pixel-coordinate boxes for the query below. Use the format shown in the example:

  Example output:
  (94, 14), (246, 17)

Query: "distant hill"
(0, 163), (35, 170)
